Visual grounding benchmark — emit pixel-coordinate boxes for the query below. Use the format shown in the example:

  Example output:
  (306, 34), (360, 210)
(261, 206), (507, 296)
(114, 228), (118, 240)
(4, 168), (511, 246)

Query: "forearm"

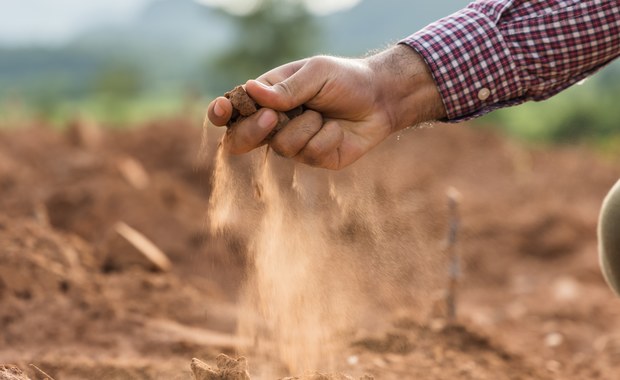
(400, 0), (620, 121)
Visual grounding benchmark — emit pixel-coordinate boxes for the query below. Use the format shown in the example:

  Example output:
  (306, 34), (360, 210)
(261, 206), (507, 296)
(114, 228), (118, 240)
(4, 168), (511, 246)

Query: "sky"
(0, 0), (153, 45)
(0, 0), (361, 46)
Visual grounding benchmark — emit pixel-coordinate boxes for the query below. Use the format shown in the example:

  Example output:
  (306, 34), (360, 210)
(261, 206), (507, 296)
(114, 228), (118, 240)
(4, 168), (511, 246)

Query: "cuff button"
(478, 88), (491, 101)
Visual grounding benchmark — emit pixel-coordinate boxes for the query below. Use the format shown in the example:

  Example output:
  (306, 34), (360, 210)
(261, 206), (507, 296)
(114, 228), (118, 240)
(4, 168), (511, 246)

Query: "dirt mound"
(0, 119), (619, 379)
(0, 365), (31, 380)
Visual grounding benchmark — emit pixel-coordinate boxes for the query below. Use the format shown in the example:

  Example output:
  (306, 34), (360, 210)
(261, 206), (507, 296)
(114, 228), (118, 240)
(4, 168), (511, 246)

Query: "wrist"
(367, 45), (446, 132)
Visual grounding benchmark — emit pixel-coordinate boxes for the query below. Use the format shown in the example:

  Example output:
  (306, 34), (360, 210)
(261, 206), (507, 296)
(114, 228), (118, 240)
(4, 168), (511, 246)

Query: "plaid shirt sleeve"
(400, 0), (620, 121)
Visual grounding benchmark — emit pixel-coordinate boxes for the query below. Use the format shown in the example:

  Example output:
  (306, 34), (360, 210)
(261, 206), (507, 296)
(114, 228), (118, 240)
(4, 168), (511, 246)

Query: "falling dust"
(206, 127), (449, 377)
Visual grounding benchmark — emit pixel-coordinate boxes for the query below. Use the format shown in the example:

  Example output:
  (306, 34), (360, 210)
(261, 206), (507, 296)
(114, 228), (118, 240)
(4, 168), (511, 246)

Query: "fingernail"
(258, 110), (277, 129)
(214, 102), (225, 117)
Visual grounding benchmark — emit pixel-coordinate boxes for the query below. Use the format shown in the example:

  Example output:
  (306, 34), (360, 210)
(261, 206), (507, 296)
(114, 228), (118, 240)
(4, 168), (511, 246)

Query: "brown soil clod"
(191, 355), (250, 380)
(223, 85), (305, 141)
(224, 86), (258, 123)
(0, 365), (32, 380)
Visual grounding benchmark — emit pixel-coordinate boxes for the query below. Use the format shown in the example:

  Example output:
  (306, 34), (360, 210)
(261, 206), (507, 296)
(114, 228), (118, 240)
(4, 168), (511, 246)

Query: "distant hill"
(0, 0), (239, 98)
(67, 0), (234, 92)
(1, 0), (618, 101)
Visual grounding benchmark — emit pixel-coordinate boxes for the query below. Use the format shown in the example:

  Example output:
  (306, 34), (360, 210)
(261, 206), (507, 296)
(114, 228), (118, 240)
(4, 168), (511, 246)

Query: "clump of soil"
(0, 366), (31, 380)
(224, 86), (258, 125)
(191, 354), (250, 380)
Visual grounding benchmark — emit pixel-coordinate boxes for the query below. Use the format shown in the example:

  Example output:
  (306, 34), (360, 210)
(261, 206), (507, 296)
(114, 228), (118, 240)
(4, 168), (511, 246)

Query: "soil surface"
(1, 118), (620, 379)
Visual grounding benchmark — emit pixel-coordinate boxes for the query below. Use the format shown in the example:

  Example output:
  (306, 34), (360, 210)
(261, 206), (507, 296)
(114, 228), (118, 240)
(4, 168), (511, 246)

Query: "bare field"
(1, 119), (620, 379)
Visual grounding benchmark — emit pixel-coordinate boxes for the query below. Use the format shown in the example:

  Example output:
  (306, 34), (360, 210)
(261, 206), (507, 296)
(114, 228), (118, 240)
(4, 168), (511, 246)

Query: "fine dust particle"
(207, 113), (442, 373)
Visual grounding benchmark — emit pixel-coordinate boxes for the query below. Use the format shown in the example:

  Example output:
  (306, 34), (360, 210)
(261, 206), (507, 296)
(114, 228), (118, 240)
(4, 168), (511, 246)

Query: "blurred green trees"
(1, 0), (619, 140)
(478, 62), (620, 146)
(204, 0), (320, 94)
(94, 63), (144, 99)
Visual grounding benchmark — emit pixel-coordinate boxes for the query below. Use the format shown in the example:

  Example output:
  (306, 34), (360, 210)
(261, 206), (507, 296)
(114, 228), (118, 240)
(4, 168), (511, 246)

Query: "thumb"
(246, 62), (327, 111)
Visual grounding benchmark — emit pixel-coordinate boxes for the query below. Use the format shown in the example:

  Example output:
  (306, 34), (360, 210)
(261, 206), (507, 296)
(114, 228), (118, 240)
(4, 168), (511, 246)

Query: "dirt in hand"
(224, 86), (258, 125)
(223, 85), (305, 140)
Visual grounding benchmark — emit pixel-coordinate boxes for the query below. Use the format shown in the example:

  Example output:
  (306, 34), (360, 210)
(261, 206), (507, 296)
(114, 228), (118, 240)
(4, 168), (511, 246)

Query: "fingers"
(222, 108), (279, 155)
(223, 106), (346, 169)
(270, 110), (323, 158)
(246, 57), (329, 111)
(294, 121), (344, 169)
(270, 111), (344, 170)
(207, 97), (233, 126)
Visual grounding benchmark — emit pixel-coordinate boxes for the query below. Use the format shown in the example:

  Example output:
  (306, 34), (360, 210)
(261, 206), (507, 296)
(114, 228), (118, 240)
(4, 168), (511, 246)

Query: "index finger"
(222, 108), (279, 155)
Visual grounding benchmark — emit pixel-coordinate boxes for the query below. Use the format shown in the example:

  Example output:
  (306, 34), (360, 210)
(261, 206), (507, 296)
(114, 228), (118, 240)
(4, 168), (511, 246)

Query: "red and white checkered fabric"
(401, 0), (620, 121)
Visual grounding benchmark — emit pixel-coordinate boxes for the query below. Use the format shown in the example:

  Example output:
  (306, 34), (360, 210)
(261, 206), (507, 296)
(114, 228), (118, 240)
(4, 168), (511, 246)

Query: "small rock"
(545, 332), (564, 348)
(346, 355), (359, 366)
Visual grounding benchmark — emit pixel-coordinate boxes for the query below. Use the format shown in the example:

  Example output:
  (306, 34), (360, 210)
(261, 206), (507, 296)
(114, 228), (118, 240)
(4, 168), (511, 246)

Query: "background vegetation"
(1, 0), (619, 148)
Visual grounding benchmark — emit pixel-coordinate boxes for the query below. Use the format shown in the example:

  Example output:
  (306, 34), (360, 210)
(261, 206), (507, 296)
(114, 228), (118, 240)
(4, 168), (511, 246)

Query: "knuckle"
(292, 111), (322, 136)
(308, 55), (330, 70)
(270, 141), (295, 158)
(305, 110), (323, 123)
(273, 82), (296, 109)
(300, 155), (321, 167)
(302, 141), (326, 161)
(300, 124), (317, 138)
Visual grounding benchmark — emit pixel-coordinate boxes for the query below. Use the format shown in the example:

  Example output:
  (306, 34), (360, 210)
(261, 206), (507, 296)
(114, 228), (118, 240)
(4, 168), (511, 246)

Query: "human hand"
(207, 45), (445, 170)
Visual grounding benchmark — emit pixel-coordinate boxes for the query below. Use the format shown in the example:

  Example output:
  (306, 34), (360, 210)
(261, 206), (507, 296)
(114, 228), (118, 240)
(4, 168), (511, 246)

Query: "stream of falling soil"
(207, 136), (443, 376)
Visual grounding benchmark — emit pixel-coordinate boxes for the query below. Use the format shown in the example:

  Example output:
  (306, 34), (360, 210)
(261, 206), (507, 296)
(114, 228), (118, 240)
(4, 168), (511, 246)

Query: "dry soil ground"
(1, 118), (620, 379)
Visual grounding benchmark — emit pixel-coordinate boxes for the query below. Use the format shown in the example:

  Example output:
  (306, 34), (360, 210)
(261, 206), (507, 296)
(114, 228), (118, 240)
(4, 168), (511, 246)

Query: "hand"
(207, 45), (446, 170)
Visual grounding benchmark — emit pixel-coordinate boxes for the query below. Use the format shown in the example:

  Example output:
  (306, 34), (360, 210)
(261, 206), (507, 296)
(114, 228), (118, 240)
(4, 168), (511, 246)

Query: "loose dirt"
(1, 116), (620, 379)
(224, 86), (304, 139)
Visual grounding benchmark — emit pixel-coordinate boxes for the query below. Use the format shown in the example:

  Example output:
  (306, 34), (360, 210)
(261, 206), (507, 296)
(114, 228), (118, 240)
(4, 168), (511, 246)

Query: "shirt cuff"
(400, 7), (524, 122)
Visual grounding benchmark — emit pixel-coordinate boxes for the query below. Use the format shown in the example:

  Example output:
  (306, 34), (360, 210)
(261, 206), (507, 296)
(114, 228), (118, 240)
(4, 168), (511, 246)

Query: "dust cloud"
(207, 131), (448, 376)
